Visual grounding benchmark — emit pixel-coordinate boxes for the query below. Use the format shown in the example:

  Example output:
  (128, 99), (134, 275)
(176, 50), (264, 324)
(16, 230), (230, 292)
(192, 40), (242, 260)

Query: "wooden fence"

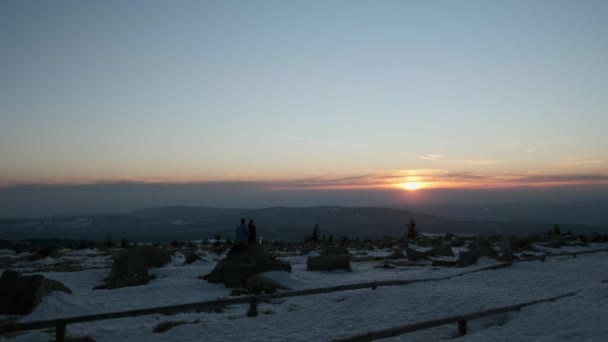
(334, 291), (578, 341)
(0, 247), (606, 341)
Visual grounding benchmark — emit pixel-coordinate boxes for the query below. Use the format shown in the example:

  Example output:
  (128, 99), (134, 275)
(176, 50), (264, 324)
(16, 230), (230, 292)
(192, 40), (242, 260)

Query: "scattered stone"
(0, 269), (72, 315)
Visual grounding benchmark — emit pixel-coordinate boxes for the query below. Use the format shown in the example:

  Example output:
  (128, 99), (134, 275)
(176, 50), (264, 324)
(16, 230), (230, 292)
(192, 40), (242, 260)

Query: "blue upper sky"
(1, 0), (607, 190)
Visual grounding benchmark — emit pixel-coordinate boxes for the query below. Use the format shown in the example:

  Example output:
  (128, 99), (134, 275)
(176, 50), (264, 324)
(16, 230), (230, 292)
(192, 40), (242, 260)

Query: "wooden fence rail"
(0, 248), (606, 341)
(333, 291), (578, 342)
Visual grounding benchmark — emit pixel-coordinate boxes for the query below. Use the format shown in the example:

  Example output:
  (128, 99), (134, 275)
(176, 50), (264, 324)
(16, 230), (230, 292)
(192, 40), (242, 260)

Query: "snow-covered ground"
(2, 244), (608, 341)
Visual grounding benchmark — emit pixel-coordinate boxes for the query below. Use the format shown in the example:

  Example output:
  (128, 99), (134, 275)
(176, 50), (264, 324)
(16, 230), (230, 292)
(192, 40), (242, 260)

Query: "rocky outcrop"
(0, 269), (72, 315)
(307, 246), (352, 271)
(202, 245), (291, 288)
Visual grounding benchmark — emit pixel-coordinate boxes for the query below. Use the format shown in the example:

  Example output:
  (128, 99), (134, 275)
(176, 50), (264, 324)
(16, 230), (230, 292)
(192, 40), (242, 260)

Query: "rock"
(183, 253), (203, 265)
(322, 247), (350, 256)
(406, 248), (430, 261)
(108, 250), (149, 282)
(245, 274), (289, 294)
(202, 244), (291, 288)
(307, 254), (352, 271)
(0, 269), (72, 315)
(95, 247), (167, 289)
(428, 244), (454, 257)
(456, 239), (498, 267)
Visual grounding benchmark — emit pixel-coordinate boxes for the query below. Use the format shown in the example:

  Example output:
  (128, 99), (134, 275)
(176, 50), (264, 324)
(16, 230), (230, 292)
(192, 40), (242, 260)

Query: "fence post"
(247, 298), (258, 317)
(55, 322), (66, 342)
(458, 319), (467, 336)
(540, 256), (545, 262)
(573, 253), (577, 258)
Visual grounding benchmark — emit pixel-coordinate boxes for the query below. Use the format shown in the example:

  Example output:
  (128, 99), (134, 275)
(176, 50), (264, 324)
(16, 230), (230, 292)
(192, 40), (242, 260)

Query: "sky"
(1, 0), (607, 213)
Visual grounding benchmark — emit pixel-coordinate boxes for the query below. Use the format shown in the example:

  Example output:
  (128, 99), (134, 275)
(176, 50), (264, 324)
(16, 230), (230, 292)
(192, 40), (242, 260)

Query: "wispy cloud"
(265, 170), (608, 190)
(460, 159), (503, 166)
(418, 154), (445, 161)
(4, 170), (608, 193)
(288, 136), (307, 144)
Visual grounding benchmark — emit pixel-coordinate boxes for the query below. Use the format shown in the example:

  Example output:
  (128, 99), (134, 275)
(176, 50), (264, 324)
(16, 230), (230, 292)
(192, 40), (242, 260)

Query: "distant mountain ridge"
(0, 205), (604, 242)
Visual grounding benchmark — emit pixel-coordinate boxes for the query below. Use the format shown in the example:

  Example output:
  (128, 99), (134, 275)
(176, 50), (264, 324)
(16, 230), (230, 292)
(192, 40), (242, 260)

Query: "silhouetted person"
(235, 218), (248, 253)
(248, 219), (257, 244)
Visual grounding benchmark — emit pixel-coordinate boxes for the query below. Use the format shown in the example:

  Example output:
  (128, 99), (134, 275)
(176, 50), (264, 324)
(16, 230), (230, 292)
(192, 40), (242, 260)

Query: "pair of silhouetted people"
(234, 218), (257, 254)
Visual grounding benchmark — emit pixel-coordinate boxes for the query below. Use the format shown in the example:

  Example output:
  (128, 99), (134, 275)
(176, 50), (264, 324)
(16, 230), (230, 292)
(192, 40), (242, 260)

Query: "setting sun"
(401, 182), (422, 191)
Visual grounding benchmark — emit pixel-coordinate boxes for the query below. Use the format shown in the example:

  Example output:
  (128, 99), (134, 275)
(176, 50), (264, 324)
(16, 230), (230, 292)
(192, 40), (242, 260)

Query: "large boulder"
(456, 239), (498, 267)
(202, 244), (291, 288)
(183, 252), (204, 265)
(94, 246), (170, 289)
(108, 250), (149, 281)
(0, 270), (72, 315)
(245, 274), (289, 294)
(307, 254), (352, 271)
